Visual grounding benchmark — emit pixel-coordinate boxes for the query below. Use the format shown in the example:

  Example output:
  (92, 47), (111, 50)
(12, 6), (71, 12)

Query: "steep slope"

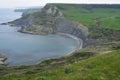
(0, 50), (119, 80)
(9, 4), (120, 43)
(52, 4), (120, 41)
(9, 4), (88, 44)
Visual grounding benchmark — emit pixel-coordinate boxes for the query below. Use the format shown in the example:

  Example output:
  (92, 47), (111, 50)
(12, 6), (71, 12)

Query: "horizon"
(0, 0), (120, 8)
(0, 3), (120, 9)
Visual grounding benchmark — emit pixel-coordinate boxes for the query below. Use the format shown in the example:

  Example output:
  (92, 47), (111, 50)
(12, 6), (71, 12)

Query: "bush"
(68, 52), (96, 63)
(24, 71), (36, 74)
(112, 44), (120, 50)
(73, 52), (95, 58)
(64, 67), (74, 74)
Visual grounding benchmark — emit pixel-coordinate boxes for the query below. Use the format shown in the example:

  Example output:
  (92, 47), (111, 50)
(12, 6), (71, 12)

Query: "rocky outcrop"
(43, 4), (63, 17)
(52, 17), (88, 41)
(9, 4), (88, 46)
(0, 54), (7, 65)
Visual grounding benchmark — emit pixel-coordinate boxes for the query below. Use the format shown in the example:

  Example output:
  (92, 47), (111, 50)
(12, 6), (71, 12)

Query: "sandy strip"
(57, 33), (83, 56)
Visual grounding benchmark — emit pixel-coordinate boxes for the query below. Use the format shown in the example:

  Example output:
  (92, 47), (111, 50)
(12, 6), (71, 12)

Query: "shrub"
(64, 67), (74, 74)
(24, 71), (36, 74)
(72, 52), (95, 59)
(112, 44), (120, 50)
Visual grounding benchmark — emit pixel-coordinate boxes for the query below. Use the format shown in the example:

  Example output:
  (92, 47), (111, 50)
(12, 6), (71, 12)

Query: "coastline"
(19, 29), (83, 52)
(0, 53), (7, 66)
(18, 28), (83, 52)
(36, 32), (83, 65)
(18, 28), (83, 58)
(18, 29), (83, 64)
(0, 6), (83, 66)
(56, 33), (83, 56)
(0, 25), (83, 66)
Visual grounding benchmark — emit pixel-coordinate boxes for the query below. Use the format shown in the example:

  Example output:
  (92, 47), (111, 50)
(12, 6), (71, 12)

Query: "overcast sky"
(0, 0), (120, 8)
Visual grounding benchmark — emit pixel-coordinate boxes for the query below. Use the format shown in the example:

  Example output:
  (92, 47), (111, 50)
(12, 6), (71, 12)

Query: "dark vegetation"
(88, 26), (120, 41)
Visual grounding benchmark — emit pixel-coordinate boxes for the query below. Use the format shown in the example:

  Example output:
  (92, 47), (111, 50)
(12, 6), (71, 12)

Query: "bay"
(0, 9), (79, 66)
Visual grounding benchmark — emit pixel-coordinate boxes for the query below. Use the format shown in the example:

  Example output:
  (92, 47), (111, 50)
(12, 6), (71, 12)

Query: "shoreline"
(56, 32), (83, 55)
(19, 29), (83, 54)
(19, 29), (83, 52)
(0, 53), (7, 66)
(36, 32), (83, 65)
(0, 25), (83, 66)
(17, 29), (83, 66)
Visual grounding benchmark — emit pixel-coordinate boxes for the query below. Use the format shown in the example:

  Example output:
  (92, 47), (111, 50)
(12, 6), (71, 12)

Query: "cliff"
(9, 4), (88, 45)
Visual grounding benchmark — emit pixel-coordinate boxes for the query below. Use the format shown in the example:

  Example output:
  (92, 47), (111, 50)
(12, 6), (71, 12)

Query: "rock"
(0, 61), (4, 65)
(0, 23), (8, 25)
(0, 54), (7, 65)
(8, 4), (89, 46)
(43, 4), (63, 17)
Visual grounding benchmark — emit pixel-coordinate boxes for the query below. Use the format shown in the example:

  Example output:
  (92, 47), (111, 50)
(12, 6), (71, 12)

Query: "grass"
(20, 4), (120, 40)
(51, 4), (120, 40)
(53, 4), (120, 30)
(0, 50), (120, 80)
(0, 4), (120, 80)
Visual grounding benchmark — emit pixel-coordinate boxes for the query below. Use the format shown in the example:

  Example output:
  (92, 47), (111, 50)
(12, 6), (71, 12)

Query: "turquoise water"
(0, 9), (79, 66)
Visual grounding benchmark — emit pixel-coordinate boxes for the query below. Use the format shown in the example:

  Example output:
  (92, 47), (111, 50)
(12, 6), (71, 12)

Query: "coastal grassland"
(0, 4), (120, 80)
(51, 4), (120, 40)
(12, 4), (120, 40)
(53, 4), (120, 30)
(0, 50), (119, 80)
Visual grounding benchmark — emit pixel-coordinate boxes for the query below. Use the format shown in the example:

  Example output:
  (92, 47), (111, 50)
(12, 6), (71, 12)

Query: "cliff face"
(10, 4), (88, 44)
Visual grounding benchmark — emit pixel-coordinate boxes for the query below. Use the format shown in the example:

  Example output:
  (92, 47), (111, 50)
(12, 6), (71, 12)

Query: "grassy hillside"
(0, 50), (119, 80)
(50, 4), (120, 40)
(53, 4), (120, 30)
(0, 4), (120, 80)
(13, 4), (120, 40)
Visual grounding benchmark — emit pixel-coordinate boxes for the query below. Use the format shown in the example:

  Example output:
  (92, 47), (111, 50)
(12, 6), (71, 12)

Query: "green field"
(0, 50), (119, 80)
(53, 4), (120, 30)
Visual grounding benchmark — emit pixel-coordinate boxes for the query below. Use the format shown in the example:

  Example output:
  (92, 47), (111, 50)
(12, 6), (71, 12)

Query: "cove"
(0, 9), (80, 66)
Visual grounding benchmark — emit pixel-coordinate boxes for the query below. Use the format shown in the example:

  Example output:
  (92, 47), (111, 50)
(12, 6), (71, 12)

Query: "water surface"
(0, 9), (79, 66)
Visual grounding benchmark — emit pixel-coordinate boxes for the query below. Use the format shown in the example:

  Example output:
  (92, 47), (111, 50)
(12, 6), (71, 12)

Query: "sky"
(0, 0), (120, 8)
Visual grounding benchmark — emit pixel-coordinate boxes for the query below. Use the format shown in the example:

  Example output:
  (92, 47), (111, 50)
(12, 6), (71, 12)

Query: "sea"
(0, 8), (79, 66)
